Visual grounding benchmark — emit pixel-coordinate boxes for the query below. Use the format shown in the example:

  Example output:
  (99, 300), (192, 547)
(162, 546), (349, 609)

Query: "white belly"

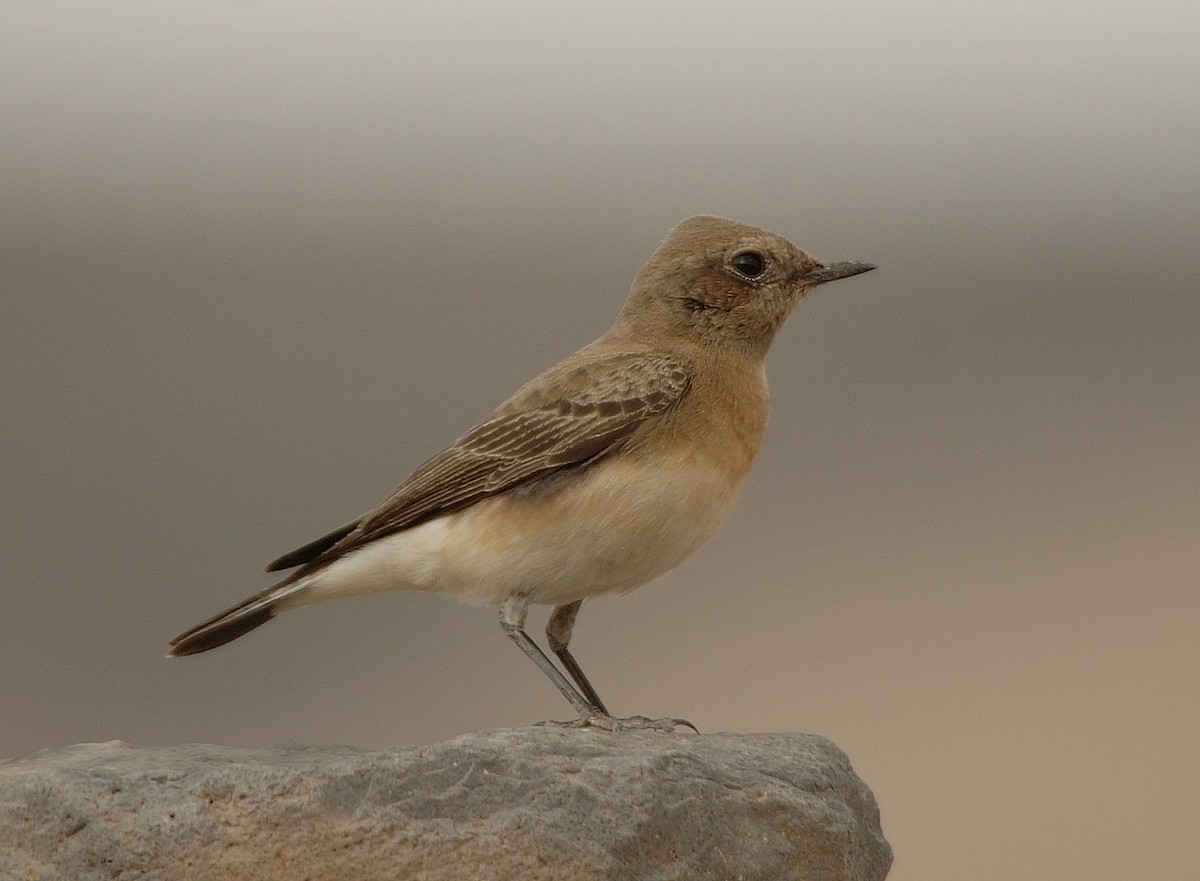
(289, 455), (746, 610)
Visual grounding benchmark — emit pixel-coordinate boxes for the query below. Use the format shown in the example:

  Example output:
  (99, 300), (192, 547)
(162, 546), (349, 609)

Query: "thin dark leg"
(546, 600), (609, 714)
(500, 596), (697, 733)
(499, 596), (595, 718)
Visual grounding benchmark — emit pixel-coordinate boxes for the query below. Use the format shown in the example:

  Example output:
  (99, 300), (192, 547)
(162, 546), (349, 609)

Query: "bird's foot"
(536, 713), (698, 733)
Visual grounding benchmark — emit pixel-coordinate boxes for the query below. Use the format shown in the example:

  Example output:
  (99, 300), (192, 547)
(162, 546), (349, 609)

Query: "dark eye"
(730, 251), (766, 279)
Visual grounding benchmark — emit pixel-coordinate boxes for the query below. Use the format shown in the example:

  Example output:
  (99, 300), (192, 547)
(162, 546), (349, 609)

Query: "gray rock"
(0, 729), (891, 881)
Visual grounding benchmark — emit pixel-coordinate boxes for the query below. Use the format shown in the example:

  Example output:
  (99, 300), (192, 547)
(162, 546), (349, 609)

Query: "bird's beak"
(800, 261), (876, 286)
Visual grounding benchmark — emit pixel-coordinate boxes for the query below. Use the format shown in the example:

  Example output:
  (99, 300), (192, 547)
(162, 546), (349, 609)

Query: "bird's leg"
(499, 595), (596, 719)
(546, 600), (609, 714)
(501, 596), (697, 734)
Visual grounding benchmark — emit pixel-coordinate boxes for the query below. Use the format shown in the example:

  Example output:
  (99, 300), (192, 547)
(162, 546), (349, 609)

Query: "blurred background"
(2, 2), (1197, 879)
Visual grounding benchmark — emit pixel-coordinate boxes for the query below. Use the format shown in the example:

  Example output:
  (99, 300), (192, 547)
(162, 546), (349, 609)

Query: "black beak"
(800, 261), (876, 286)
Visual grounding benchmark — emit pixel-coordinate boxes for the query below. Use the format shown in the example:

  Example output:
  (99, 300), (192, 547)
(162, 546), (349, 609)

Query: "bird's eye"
(730, 251), (767, 279)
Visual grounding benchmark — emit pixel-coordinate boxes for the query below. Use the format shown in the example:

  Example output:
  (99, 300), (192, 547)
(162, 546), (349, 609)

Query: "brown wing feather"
(265, 521), (357, 572)
(273, 351), (690, 578)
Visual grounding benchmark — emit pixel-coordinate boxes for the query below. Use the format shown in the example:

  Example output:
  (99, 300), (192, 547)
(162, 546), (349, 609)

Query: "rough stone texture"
(0, 729), (891, 881)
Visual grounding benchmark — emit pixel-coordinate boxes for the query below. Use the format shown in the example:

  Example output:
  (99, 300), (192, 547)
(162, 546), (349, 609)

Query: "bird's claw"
(535, 713), (698, 733)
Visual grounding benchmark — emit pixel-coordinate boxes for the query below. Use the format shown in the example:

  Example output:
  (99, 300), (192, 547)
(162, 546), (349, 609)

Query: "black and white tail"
(167, 578), (313, 657)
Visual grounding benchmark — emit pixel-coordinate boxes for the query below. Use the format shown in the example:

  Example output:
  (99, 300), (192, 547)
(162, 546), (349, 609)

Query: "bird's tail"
(167, 578), (314, 657)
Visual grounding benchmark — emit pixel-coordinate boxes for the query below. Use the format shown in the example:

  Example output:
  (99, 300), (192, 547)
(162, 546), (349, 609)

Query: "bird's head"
(618, 215), (874, 358)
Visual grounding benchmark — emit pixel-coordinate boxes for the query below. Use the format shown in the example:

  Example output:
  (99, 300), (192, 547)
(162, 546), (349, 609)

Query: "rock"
(0, 729), (891, 881)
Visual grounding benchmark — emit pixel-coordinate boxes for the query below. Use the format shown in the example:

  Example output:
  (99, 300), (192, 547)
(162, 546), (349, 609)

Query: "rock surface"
(0, 729), (891, 881)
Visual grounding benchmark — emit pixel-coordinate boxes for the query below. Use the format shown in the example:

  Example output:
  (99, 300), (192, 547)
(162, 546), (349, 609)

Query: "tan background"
(2, 3), (1198, 880)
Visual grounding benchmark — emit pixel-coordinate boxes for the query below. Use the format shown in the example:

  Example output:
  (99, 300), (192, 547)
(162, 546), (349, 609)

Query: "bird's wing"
(269, 351), (690, 576)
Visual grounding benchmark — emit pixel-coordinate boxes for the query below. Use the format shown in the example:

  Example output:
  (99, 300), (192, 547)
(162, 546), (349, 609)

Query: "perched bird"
(169, 215), (874, 731)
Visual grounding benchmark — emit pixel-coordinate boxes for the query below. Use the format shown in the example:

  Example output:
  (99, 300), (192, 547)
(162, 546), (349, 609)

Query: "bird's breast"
(430, 435), (754, 606)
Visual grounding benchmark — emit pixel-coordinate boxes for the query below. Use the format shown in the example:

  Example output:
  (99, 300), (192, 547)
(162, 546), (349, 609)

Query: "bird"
(168, 215), (875, 731)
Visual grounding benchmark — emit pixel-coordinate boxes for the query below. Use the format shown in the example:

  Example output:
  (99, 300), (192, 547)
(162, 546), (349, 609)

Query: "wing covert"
(277, 351), (690, 576)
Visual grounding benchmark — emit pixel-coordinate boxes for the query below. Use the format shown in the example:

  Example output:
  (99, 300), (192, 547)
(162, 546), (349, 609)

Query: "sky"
(2, 2), (1199, 880)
